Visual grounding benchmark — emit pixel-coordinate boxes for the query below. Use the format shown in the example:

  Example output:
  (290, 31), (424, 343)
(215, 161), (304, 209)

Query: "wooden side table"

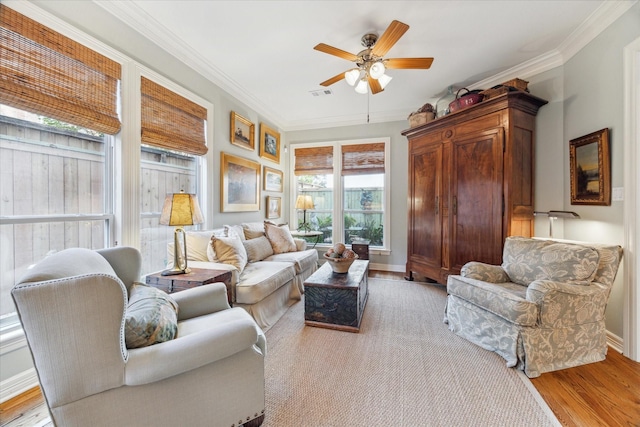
(145, 268), (234, 306)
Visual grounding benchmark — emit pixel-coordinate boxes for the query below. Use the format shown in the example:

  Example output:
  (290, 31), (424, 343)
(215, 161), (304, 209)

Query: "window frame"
(289, 137), (391, 255)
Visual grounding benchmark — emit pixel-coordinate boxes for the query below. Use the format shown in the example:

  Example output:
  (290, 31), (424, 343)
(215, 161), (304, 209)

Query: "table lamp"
(295, 195), (314, 232)
(160, 191), (204, 276)
(534, 210), (580, 238)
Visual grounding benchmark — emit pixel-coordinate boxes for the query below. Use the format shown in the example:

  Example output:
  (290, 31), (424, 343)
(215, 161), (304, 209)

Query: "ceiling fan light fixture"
(369, 61), (386, 79)
(345, 68), (360, 86)
(378, 73), (392, 89)
(354, 78), (369, 94)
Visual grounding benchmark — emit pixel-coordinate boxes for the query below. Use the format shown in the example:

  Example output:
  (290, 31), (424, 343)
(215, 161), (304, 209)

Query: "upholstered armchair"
(444, 237), (622, 378)
(12, 246), (266, 427)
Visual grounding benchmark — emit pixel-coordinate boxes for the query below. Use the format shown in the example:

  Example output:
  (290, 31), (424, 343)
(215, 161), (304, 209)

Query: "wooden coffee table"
(304, 260), (369, 333)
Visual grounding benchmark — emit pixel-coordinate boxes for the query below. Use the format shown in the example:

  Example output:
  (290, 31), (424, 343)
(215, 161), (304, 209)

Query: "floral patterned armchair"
(444, 236), (623, 378)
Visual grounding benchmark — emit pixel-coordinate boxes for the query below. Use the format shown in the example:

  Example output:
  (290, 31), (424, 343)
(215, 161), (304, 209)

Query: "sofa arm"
(526, 279), (608, 327)
(294, 238), (307, 251)
(460, 261), (510, 283)
(171, 283), (230, 320)
(125, 314), (259, 385)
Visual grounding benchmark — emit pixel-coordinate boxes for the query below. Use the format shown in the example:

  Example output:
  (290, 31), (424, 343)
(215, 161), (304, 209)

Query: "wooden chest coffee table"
(304, 260), (369, 333)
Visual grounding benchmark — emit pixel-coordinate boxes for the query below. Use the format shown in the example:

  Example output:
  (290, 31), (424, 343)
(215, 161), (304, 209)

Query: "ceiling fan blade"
(320, 71), (347, 87)
(371, 20), (409, 57)
(368, 77), (383, 94)
(385, 57), (434, 69)
(314, 43), (358, 61)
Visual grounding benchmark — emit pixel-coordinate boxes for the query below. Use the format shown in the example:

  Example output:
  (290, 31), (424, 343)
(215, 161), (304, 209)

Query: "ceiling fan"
(314, 20), (433, 95)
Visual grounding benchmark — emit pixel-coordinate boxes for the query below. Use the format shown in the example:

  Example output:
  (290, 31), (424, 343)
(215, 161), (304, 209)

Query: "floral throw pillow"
(125, 283), (179, 349)
(264, 221), (297, 254)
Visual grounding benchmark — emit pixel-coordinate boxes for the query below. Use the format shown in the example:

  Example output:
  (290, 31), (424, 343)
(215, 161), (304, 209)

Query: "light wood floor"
(2, 270), (639, 427)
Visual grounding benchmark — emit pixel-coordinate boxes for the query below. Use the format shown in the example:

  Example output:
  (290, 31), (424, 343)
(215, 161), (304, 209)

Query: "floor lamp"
(534, 210), (581, 238)
(295, 195), (314, 232)
(160, 191), (204, 276)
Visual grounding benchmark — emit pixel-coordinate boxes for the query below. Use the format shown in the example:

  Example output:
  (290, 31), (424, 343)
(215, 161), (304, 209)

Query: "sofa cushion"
(224, 224), (246, 241)
(243, 236), (274, 262)
(265, 249), (318, 274)
(264, 222), (297, 254)
(125, 283), (178, 349)
(447, 275), (538, 326)
(501, 237), (600, 286)
(235, 261), (296, 305)
(212, 236), (248, 273)
(242, 222), (266, 239)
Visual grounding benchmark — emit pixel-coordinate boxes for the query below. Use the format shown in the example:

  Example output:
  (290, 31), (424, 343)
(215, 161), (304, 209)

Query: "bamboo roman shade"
(342, 142), (385, 175)
(141, 76), (208, 156)
(0, 5), (121, 134)
(294, 146), (334, 176)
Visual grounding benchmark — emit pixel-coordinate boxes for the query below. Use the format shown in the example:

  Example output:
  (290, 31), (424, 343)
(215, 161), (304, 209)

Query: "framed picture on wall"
(220, 152), (260, 212)
(569, 128), (611, 206)
(230, 111), (255, 151)
(266, 196), (281, 219)
(263, 166), (283, 192)
(259, 123), (280, 163)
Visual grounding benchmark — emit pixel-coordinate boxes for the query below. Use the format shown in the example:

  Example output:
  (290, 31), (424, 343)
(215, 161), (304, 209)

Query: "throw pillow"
(242, 222), (266, 240)
(206, 229), (228, 262)
(212, 235), (248, 273)
(224, 224), (246, 241)
(264, 221), (297, 254)
(243, 235), (275, 262)
(125, 283), (179, 349)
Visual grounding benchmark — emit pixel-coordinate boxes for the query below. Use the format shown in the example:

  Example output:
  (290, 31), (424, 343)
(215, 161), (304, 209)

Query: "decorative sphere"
(342, 249), (357, 259)
(333, 243), (346, 255)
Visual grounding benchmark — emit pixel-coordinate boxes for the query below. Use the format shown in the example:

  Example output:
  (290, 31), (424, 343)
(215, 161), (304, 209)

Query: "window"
(292, 139), (390, 250)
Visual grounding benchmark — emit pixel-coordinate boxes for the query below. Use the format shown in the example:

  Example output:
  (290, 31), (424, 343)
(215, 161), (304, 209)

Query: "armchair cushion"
(501, 237), (600, 286)
(125, 283), (178, 349)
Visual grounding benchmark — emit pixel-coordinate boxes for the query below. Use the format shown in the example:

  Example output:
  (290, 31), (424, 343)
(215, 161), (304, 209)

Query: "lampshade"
(369, 61), (386, 79)
(345, 69), (360, 86)
(354, 78), (369, 94)
(160, 192), (204, 226)
(295, 195), (315, 210)
(378, 73), (392, 89)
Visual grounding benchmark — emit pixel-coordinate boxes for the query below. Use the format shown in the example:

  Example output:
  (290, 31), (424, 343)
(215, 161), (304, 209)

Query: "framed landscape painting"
(263, 166), (283, 192)
(266, 196), (281, 219)
(569, 128), (611, 206)
(259, 123), (280, 163)
(220, 152), (260, 212)
(230, 111), (255, 151)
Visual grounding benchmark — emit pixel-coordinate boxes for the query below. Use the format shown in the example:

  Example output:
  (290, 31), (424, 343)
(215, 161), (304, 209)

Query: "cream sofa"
(169, 222), (318, 330)
(444, 236), (623, 378)
(12, 246), (266, 427)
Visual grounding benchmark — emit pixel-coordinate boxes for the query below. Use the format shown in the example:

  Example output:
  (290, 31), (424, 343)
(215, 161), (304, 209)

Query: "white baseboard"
(0, 368), (38, 403)
(607, 330), (624, 354)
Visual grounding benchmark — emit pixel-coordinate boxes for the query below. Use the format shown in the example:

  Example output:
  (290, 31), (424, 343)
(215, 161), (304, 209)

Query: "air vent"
(310, 89), (333, 97)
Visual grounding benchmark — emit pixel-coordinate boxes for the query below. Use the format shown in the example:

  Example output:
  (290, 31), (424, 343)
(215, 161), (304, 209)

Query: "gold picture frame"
(220, 152), (261, 212)
(259, 123), (280, 163)
(230, 111), (255, 151)
(569, 128), (611, 206)
(263, 166), (283, 192)
(266, 196), (281, 219)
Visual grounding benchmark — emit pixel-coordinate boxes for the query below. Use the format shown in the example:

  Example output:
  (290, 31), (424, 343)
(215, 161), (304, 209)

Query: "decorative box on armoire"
(402, 91), (547, 284)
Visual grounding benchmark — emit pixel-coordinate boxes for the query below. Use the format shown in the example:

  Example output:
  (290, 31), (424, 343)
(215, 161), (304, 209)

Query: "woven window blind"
(294, 146), (333, 176)
(0, 5), (121, 134)
(141, 76), (208, 156)
(342, 142), (385, 175)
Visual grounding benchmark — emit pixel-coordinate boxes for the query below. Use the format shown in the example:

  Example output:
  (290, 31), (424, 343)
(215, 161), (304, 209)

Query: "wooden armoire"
(402, 91), (547, 283)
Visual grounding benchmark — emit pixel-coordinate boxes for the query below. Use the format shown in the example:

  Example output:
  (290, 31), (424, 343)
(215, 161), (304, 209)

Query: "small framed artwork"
(266, 196), (281, 219)
(263, 166), (283, 192)
(230, 112), (255, 151)
(569, 128), (611, 206)
(220, 152), (261, 212)
(259, 123), (280, 163)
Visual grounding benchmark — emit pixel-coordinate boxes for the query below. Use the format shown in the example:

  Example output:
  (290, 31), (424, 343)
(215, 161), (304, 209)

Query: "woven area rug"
(263, 278), (560, 427)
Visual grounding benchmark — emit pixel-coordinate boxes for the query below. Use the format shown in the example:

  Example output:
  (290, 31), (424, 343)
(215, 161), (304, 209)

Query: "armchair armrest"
(460, 261), (510, 283)
(125, 314), (259, 385)
(526, 279), (608, 327)
(171, 283), (230, 320)
(294, 238), (307, 251)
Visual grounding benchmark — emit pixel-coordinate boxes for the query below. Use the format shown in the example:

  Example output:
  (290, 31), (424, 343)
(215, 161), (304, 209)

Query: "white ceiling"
(95, 1), (632, 131)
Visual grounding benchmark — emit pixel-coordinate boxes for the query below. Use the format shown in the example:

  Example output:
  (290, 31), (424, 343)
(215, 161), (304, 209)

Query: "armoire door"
(451, 128), (504, 272)
(407, 140), (442, 277)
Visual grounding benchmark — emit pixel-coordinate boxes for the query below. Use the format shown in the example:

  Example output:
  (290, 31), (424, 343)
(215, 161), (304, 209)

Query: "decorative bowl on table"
(323, 243), (359, 273)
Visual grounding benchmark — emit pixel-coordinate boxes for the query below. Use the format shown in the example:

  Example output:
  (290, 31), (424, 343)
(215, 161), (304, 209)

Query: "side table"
(145, 268), (234, 306)
(291, 230), (323, 248)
